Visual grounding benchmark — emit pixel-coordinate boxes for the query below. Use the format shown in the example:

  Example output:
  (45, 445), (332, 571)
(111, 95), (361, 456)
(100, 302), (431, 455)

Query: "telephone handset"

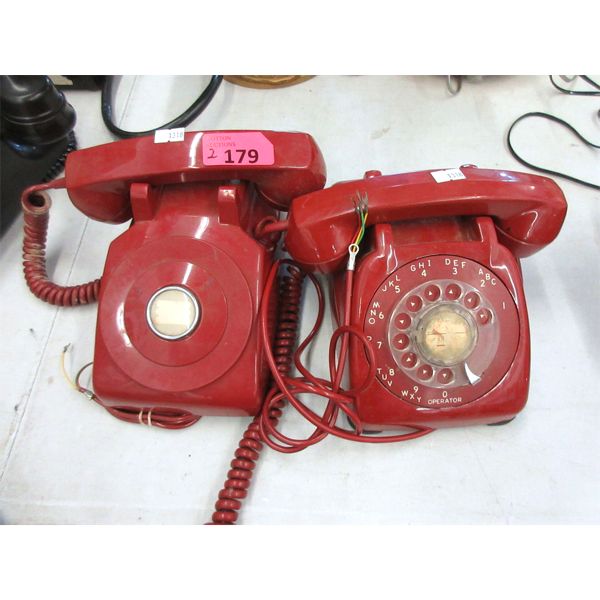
(64, 129), (327, 221)
(285, 167), (567, 271)
(283, 167), (567, 429)
(21, 130), (326, 423)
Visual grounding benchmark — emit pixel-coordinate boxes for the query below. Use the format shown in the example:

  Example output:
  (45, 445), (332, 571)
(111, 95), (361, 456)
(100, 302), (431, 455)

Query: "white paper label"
(431, 168), (466, 183)
(154, 128), (185, 143)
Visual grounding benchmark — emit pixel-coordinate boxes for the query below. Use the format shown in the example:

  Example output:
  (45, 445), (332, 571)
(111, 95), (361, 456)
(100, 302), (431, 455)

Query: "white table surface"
(0, 75), (598, 524)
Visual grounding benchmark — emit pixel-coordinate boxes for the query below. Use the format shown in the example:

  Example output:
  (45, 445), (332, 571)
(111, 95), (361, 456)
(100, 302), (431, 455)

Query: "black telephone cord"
(101, 75), (223, 139)
(506, 76), (600, 190)
(549, 75), (600, 97)
(507, 112), (600, 190)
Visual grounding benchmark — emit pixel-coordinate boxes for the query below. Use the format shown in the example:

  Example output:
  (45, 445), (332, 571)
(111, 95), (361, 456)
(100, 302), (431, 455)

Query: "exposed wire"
(352, 191), (369, 245)
(74, 361), (95, 399)
(60, 344), (95, 398)
(60, 344), (78, 391)
(348, 193), (369, 271)
(60, 344), (200, 428)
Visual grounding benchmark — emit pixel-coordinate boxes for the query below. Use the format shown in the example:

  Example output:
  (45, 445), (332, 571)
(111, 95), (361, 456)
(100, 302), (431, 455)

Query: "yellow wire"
(60, 344), (79, 391)
(354, 210), (368, 245)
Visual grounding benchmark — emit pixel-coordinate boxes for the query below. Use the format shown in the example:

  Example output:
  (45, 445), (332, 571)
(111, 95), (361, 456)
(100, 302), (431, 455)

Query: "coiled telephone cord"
(210, 265), (304, 524)
(21, 179), (101, 306)
(210, 258), (434, 523)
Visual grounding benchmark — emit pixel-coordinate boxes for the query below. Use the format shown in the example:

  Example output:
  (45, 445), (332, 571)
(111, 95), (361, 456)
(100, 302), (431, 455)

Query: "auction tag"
(202, 132), (275, 166)
(431, 168), (466, 183)
(154, 128), (185, 143)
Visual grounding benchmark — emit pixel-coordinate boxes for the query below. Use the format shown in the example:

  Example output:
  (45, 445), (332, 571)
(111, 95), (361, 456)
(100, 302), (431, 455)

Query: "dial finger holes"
(445, 283), (462, 300)
(406, 295), (423, 312)
(394, 313), (412, 329)
(417, 364), (433, 381)
(464, 291), (480, 309)
(393, 333), (410, 350)
(424, 285), (441, 302)
(476, 308), (492, 325)
(401, 352), (417, 368)
(437, 368), (454, 384)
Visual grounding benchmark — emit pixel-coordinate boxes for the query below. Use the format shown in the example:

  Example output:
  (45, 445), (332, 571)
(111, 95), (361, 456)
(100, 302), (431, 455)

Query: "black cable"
(506, 76), (600, 190)
(101, 75), (223, 139)
(507, 112), (599, 190)
(549, 75), (600, 96)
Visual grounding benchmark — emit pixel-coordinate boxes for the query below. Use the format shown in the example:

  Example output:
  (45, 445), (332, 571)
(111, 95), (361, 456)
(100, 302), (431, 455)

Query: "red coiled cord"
(21, 180), (101, 306)
(210, 265), (304, 524)
(210, 259), (434, 523)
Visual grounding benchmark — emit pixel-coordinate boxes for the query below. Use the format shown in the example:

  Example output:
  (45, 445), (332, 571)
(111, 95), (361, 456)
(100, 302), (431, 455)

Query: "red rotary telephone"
(20, 131), (567, 522)
(284, 167), (567, 429)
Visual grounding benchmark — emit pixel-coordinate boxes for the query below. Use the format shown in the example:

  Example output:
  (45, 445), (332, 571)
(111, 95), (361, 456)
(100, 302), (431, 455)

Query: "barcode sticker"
(154, 128), (186, 143)
(431, 168), (466, 183)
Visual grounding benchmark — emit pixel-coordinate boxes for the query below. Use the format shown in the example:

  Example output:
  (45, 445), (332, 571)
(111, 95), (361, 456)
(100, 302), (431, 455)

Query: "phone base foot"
(487, 417), (516, 427)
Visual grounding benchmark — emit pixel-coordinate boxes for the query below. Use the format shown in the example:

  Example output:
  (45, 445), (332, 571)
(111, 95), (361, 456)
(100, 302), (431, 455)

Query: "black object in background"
(506, 75), (600, 191)
(0, 75), (77, 235)
(51, 75), (106, 90)
(101, 75), (223, 139)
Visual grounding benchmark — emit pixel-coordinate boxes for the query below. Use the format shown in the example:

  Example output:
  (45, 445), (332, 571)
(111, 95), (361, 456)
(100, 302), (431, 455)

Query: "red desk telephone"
(20, 130), (567, 523)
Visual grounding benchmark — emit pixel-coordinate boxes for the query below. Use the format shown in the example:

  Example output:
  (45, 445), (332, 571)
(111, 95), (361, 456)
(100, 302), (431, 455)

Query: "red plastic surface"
(285, 167), (567, 272)
(286, 167), (567, 428)
(65, 130), (326, 221)
(93, 181), (276, 416)
(21, 130), (327, 419)
(364, 254), (519, 407)
(334, 216), (532, 428)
